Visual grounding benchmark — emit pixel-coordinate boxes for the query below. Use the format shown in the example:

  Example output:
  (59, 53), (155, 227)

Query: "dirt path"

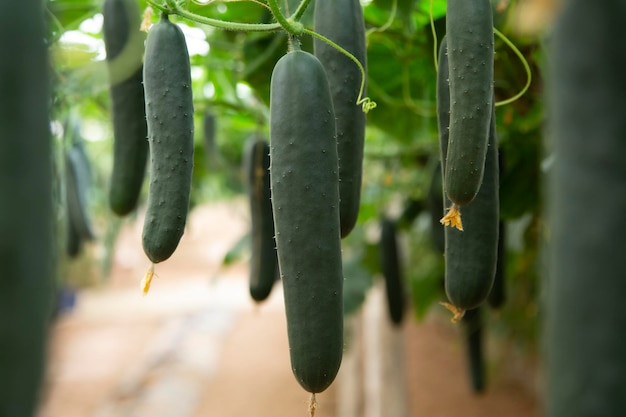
(37, 199), (539, 417)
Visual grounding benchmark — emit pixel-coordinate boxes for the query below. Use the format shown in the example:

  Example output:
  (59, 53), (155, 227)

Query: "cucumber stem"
(292, 0), (312, 21)
(267, 0), (304, 36)
(160, 0), (283, 32)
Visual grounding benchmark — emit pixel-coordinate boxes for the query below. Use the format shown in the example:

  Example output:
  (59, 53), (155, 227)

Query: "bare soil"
(37, 199), (539, 417)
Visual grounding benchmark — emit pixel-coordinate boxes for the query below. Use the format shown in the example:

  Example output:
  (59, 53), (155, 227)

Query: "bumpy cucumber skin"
(547, 2), (626, 416)
(462, 307), (485, 393)
(379, 217), (406, 326)
(103, 0), (149, 216)
(444, 0), (494, 206)
(314, 0), (367, 238)
(244, 138), (278, 302)
(443, 108), (499, 311)
(142, 14), (194, 264)
(0, 2), (53, 414)
(270, 50), (343, 394)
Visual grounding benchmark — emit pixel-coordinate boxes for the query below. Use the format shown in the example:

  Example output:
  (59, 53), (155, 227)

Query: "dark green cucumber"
(103, 0), (149, 216)
(397, 197), (424, 230)
(0, 2), (54, 414)
(427, 161), (445, 254)
(244, 137), (278, 302)
(65, 137), (96, 241)
(203, 109), (219, 166)
(270, 50), (343, 394)
(461, 307), (486, 393)
(442, 107), (499, 312)
(444, 0), (494, 206)
(547, 2), (626, 415)
(66, 213), (83, 259)
(379, 217), (406, 326)
(142, 13), (194, 264)
(314, 0), (367, 238)
(487, 220), (506, 309)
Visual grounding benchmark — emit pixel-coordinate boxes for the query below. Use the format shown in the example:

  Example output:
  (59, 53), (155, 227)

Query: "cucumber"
(244, 137), (278, 302)
(103, 0), (149, 216)
(0, 2), (54, 414)
(442, 106), (499, 318)
(487, 220), (506, 309)
(379, 217), (406, 326)
(141, 13), (194, 264)
(443, 0), (494, 209)
(461, 307), (486, 393)
(270, 49), (343, 394)
(547, 2), (626, 415)
(427, 160), (445, 254)
(65, 135), (96, 241)
(203, 109), (219, 166)
(397, 197), (424, 230)
(66, 214), (83, 259)
(314, 0), (367, 238)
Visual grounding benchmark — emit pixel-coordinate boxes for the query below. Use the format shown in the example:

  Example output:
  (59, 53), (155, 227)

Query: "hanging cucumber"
(397, 197), (424, 230)
(441, 107), (499, 321)
(547, 2), (626, 416)
(0, 1), (53, 414)
(441, 0), (494, 230)
(65, 140), (96, 242)
(270, 49), (343, 394)
(244, 137), (278, 302)
(142, 13), (194, 264)
(462, 307), (486, 393)
(314, 0), (367, 238)
(427, 160), (445, 254)
(103, 0), (149, 216)
(203, 109), (219, 167)
(66, 215), (83, 259)
(379, 217), (406, 326)
(64, 115), (96, 242)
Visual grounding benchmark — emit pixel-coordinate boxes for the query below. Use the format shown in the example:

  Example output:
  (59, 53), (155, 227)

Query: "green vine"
(366, 0), (397, 39)
(267, 0), (304, 35)
(152, 0), (282, 31)
(430, 0), (438, 73)
(493, 27), (532, 107)
(291, 0), (312, 21)
(146, 0), (375, 112)
(302, 28), (376, 113)
(428, 1), (532, 106)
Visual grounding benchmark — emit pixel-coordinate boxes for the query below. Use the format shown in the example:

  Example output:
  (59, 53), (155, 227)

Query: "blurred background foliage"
(46, 0), (547, 360)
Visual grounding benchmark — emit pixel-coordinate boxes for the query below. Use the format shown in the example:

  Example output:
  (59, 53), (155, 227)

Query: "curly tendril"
(303, 28), (376, 114)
